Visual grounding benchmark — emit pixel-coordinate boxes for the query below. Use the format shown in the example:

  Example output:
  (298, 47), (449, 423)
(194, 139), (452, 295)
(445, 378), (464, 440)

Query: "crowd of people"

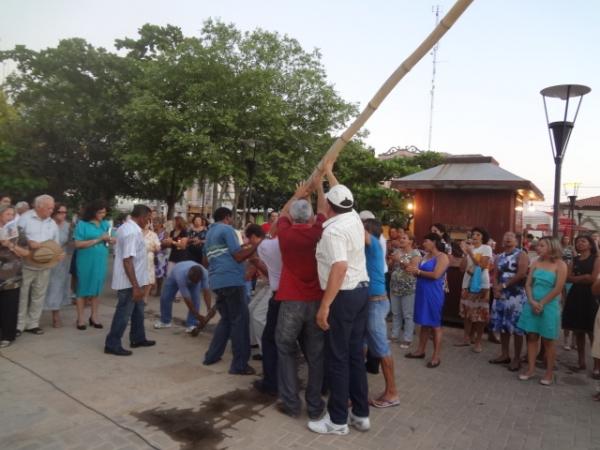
(1, 166), (600, 434)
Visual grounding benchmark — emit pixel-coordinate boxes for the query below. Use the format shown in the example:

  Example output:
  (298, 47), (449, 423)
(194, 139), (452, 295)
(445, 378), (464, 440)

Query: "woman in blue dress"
(73, 200), (113, 330)
(405, 233), (449, 368)
(517, 237), (567, 386)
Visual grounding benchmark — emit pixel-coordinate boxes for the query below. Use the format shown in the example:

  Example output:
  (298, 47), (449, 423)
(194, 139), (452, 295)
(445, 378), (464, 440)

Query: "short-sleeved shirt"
(276, 214), (325, 301)
(316, 210), (369, 291)
(169, 261), (209, 299)
(365, 233), (386, 296)
(18, 210), (59, 270)
(204, 222), (244, 290)
(111, 219), (150, 290)
(462, 244), (493, 289)
(257, 238), (282, 292)
(390, 248), (421, 296)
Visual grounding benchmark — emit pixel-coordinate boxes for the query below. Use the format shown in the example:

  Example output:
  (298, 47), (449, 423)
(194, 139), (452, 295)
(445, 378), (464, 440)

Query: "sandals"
(370, 398), (400, 408)
(426, 360), (441, 369)
(404, 352), (425, 359)
(453, 342), (470, 347)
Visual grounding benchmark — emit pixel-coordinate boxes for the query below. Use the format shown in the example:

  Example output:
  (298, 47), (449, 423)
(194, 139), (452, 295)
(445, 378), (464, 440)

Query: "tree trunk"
(232, 182), (242, 228)
(211, 181), (219, 217)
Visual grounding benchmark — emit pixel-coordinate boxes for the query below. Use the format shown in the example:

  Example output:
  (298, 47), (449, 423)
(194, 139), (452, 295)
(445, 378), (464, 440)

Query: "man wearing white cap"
(308, 161), (370, 435)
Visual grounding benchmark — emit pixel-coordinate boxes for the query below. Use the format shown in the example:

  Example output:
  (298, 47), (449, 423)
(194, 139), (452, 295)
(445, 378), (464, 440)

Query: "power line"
(427, 4), (441, 151)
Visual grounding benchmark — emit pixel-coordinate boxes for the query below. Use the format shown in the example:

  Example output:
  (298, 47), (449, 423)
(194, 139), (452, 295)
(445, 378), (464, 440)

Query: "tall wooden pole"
(308, 0), (475, 185)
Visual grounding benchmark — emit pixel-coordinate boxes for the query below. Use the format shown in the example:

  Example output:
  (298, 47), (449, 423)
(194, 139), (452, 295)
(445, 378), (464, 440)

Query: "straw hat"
(26, 240), (64, 269)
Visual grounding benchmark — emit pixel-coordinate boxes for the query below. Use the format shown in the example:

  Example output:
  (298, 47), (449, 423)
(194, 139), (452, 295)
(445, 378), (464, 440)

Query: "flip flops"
(426, 360), (441, 368)
(370, 398), (400, 409)
(488, 357), (511, 364)
(404, 352), (425, 359)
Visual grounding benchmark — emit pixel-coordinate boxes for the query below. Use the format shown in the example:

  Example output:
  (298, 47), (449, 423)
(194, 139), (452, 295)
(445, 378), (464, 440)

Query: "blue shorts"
(366, 298), (391, 357)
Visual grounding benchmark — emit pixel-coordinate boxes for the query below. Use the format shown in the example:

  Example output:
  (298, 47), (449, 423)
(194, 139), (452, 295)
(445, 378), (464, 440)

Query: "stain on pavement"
(132, 388), (276, 450)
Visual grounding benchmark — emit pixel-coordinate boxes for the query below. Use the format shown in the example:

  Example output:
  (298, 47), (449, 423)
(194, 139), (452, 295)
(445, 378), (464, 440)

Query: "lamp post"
(540, 84), (590, 238)
(563, 182), (580, 242)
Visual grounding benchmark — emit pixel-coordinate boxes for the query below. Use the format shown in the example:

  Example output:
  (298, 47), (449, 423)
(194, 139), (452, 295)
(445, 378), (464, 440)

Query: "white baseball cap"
(326, 185), (354, 208)
(358, 210), (375, 220)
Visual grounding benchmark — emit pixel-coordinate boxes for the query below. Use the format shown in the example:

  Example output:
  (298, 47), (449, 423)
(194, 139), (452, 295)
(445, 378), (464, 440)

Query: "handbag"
(469, 266), (482, 293)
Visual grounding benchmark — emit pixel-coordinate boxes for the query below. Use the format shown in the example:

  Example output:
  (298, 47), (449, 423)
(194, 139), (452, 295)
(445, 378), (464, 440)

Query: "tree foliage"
(0, 91), (46, 197)
(0, 20), (443, 220)
(0, 39), (138, 205)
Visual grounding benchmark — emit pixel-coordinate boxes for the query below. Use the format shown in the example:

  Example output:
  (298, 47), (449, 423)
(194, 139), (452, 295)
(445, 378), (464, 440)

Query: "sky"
(1, 0), (599, 208)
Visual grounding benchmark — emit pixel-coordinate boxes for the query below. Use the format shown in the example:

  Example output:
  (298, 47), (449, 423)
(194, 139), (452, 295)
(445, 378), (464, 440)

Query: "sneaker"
(0, 340), (11, 348)
(399, 342), (411, 349)
(307, 413), (349, 435)
(153, 321), (172, 329)
(349, 411), (370, 432)
(185, 326), (196, 333)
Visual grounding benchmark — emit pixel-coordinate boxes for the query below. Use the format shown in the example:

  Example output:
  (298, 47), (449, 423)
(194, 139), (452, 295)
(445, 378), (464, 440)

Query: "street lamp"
(563, 182), (580, 242)
(540, 84), (591, 237)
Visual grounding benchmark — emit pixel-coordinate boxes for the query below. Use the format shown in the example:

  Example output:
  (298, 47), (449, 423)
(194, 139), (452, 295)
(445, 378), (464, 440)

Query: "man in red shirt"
(261, 211), (279, 235)
(274, 179), (327, 419)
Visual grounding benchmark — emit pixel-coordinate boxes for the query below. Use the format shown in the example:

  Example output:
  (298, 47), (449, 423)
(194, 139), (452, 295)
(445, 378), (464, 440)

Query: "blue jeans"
(160, 276), (201, 327)
(203, 286), (250, 373)
(390, 293), (415, 342)
(105, 288), (147, 350)
(366, 299), (391, 357)
(326, 286), (369, 425)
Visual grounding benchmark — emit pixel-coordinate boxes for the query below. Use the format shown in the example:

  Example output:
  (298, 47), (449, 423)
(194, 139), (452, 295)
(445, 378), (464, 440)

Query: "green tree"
(0, 39), (138, 204)
(199, 20), (356, 219)
(334, 142), (443, 224)
(116, 24), (221, 217)
(0, 91), (45, 197)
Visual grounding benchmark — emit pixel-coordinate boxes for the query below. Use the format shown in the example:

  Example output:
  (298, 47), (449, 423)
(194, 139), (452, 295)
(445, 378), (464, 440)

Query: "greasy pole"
(307, 0), (475, 185)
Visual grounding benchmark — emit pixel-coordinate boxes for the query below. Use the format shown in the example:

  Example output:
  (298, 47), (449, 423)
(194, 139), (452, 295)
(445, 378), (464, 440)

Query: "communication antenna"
(428, 5), (442, 151)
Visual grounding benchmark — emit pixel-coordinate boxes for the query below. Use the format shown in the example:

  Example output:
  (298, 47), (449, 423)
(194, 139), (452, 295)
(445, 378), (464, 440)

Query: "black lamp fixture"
(540, 84), (591, 237)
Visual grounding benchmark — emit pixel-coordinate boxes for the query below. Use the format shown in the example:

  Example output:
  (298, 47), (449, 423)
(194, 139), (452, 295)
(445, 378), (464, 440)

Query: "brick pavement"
(1, 291), (599, 450)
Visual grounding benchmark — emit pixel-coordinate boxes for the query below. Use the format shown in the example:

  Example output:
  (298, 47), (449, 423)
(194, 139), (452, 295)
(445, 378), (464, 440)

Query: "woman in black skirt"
(562, 235), (600, 372)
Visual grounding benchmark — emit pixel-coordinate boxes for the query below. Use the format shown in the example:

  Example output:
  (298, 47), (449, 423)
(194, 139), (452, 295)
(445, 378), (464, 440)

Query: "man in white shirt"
(248, 224), (282, 396)
(104, 205), (154, 356)
(308, 163), (370, 436)
(16, 194), (59, 335)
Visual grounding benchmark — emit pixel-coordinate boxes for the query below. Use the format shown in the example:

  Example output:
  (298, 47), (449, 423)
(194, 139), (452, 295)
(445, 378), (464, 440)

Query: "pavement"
(1, 289), (600, 450)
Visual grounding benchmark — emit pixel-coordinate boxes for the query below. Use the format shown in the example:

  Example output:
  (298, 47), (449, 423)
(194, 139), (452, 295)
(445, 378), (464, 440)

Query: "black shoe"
(252, 380), (277, 396)
(104, 347), (132, 356)
(130, 340), (156, 348)
(229, 366), (256, 375)
(275, 402), (300, 418)
(77, 324), (87, 330)
(89, 318), (103, 329)
(24, 327), (44, 335)
(15, 330), (22, 337)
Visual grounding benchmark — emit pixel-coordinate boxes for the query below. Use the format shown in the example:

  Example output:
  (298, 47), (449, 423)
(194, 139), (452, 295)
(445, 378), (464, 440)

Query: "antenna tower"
(428, 5), (441, 151)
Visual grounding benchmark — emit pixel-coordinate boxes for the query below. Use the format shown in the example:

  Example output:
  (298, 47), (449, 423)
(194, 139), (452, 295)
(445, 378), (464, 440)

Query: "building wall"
(413, 189), (517, 244)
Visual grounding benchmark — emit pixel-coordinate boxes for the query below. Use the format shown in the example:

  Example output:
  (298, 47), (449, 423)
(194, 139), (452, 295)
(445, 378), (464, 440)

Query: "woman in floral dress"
(488, 232), (529, 371)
